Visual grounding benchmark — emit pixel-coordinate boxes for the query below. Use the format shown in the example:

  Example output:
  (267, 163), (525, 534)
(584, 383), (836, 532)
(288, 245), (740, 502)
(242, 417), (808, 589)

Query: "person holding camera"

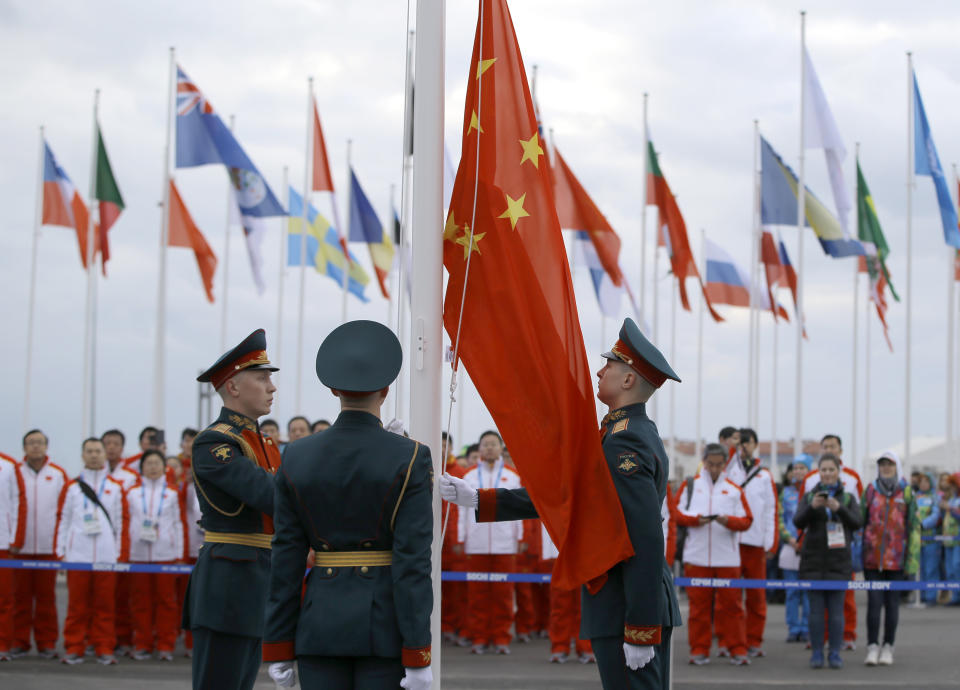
(793, 454), (860, 670)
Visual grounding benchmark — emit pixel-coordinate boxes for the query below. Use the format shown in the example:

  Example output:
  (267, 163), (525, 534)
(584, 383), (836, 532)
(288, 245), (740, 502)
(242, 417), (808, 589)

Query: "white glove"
(399, 665), (433, 690)
(385, 418), (406, 435)
(623, 643), (655, 670)
(439, 472), (478, 508)
(268, 661), (296, 688)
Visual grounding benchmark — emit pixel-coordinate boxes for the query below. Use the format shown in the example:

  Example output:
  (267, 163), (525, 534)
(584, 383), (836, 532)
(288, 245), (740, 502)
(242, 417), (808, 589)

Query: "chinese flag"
(312, 101), (335, 193)
(552, 147), (623, 286)
(442, 0), (633, 590)
(168, 179), (218, 302)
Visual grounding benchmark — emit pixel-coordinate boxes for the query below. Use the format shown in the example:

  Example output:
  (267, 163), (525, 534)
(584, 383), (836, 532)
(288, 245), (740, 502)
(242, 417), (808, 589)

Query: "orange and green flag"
(93, 122), (124, 274)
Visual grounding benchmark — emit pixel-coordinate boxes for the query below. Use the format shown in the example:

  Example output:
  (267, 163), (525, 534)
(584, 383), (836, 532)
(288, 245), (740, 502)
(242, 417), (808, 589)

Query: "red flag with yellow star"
(442, 0), (633, 590)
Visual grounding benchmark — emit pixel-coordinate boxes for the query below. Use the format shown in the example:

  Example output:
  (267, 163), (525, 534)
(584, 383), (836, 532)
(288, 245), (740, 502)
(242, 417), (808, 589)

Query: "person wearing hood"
(915, 472), (942, 605)
(793, 454), (860, 670)
(859, 451), (921, 667)
(940, 473), (960, 605)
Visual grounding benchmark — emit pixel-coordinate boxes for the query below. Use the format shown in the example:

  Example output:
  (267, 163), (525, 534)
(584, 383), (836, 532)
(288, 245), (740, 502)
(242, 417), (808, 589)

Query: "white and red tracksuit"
(14, 456), (68, 653)
(458, 459), (522, 647)
(123, 478), (184, 654)
(440, 458), (467, 637)
(54, 469), (127, 657)
(109, 463), (138, 651)
(801, 464), (863, 643)
(0, 454), (26, 654)
(676, 470), (753, 657)
(514, 518), (550, 638)
(726, 454), (779, 650)
(540, 525), (591, 657)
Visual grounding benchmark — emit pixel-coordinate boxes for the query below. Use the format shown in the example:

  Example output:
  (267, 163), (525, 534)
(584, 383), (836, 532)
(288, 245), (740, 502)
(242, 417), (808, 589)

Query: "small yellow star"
(443, 212), (459, 241)
(455, 226), (485, 260)
(476, 58), (497, 79)
(519, 132), (544, 168)
(468, 110), (483, 135)
(498, 192), (530, 230)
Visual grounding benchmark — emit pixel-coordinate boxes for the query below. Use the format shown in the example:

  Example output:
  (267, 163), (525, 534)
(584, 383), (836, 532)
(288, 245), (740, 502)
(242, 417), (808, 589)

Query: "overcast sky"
(2, 0), (959, 475)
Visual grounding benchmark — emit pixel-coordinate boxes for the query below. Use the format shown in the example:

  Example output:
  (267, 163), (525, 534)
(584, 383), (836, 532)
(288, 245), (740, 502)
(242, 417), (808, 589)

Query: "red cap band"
(610, 339), (667, 388)
(210, 350), (271, 389)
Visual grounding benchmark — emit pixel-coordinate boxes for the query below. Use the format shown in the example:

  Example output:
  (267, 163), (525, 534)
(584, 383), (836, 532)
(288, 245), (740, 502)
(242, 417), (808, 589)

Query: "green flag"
(93, 122), (124, 272)
(856, 160), (899, 302)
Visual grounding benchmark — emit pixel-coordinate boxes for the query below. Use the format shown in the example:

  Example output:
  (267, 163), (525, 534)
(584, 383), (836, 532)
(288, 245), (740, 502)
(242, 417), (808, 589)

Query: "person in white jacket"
(54, 437), (127, 665)
(123, 449), (184, 661)
(12, 429), (69, 658)
(725, 428), (779, 657)
(676, 444), (753, 666)
(457, 431), (523, 655)
(102, 428), (138, 657)
(0, 451), (26, 661)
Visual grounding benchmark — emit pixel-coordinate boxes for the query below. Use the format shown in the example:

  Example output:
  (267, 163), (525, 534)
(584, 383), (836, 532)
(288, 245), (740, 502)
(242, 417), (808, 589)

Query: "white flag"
(228, 184), (267, 295)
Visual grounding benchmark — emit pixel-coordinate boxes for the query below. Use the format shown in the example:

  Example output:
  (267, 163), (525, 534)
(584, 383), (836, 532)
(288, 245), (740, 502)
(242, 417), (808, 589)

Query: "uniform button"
(326, 568), (333, 575)
(321, 544), (330, 551)
(360, 566), (369, 574)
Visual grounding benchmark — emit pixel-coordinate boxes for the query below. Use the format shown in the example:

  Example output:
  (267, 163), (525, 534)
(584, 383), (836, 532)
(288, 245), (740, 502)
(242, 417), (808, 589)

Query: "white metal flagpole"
(81, 88), (100, 437)
(696, 230), (705, 462)
(220, 114), (236, 352)
(748, 121), (759, 429)
(669, 280), (676, 463)
(153, 47), (175, 429)
(794, 12), (807, 457)
(640, 93), (649, 327)
(947, 164), (958, 456)
(276, 165), (289, 376)
(772, 296), (779, 468)
(651, 219), (660, 421)
(408, 1), (444, 685)
(343, 138), (353, 324)
(865, 279), (871, 463)
(23, 126), (44, 431)
(296, 77), (313, 416)
(905, 52), (914, 465)
(852, 142), (861, 474)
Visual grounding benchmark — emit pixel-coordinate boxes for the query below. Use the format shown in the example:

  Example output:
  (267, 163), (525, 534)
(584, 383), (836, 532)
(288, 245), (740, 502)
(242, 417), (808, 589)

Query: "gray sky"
(2, 0), (958, 475)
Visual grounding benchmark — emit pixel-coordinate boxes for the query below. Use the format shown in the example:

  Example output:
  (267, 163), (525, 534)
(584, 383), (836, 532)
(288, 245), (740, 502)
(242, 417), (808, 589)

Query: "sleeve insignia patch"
(612, 419), (629, 434)
(624, 627), (656, 643)
(211, 444), (233, 463)
(617, 453), (639, 475)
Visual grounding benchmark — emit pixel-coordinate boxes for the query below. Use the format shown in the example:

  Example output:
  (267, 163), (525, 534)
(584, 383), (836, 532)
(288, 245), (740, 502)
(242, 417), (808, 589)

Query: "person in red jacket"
(0, 451), (27, 661)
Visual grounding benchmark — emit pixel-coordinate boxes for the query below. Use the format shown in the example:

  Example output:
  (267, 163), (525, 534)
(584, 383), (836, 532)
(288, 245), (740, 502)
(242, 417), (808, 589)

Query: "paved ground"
(1, 583), (957, 688)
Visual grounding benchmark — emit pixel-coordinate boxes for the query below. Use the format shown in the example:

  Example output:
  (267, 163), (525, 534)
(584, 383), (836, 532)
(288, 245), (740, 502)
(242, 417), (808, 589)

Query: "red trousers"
(130, 567), (180, 653)
(684, 564), (746, 657)
(441, 554), (467, 635)
(464, 554), (516, 646)
(115, 573), (132, 648)
(63, 571), (117, 656)
(176, 558), (195, 650)
(549, 580), (591, 655)
(12, 553), (59, 651)
(514, 554), (549, 635)
(739, 544), (767, 649)
(0, 551), (13, 651)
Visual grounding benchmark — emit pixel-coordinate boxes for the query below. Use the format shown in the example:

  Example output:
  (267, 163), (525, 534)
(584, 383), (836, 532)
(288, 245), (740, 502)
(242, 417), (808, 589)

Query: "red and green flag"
(93, 122), (124, 275)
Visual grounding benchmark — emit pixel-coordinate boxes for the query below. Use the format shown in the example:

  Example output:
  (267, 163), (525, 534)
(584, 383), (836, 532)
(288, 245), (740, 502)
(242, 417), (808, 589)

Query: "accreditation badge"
(82, 512), (102, 536)
(140, 519), (158, 543)
(826, 521), (846, 549)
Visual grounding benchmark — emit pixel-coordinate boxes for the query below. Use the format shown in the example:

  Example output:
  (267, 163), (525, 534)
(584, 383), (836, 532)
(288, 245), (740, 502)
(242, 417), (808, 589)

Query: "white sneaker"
(864, 644), (879, 666)
(878, 644), (894, 666)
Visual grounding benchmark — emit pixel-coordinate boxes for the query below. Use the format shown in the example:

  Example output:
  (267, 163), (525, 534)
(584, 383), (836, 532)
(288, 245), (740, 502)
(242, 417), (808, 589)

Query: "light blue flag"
(913, 72), (960, 249)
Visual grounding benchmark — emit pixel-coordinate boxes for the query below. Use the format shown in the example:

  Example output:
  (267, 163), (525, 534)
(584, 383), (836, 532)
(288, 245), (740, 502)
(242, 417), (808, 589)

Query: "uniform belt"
(313, 551), (392, 567)
(204, 532), (273, 549)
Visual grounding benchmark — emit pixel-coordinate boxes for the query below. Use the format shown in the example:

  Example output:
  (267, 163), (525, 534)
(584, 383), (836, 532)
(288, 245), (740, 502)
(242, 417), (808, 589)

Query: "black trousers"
(865, 569), (905, 645)
(807, 589), (844, 653)
(591, 627), (672, 690)
(298, 655), (404, 690)
(191, 626), (261, 690)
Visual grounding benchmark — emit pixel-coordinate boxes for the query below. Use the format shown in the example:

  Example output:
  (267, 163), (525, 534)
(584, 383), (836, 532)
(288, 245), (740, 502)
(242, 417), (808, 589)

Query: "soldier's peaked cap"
(316, 319), (402, 392)
(601, 317), (680, 388)
(197, 328), (278, 387)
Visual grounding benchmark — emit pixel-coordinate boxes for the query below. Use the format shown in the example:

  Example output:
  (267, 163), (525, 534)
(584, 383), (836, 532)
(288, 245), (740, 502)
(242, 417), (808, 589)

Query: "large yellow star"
(455, 226), (485, 260)
(498, 192), (530, 230)
(468, 110), (484, 135)
(443, 212), (459, 241)
(519, 132), (544, 168)
(476, 58), (497, 79)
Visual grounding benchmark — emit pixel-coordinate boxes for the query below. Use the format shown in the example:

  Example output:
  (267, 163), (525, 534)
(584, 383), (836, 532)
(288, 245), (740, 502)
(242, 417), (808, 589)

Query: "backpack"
(674, 476), (695, 564)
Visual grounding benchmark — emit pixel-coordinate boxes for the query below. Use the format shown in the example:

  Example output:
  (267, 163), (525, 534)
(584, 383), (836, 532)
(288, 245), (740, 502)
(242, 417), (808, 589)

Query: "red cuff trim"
(624, 624), (661, 645)
(262, 640), (295, 662)
(477, 489), (497, 522)
(402, 646), (431, 667)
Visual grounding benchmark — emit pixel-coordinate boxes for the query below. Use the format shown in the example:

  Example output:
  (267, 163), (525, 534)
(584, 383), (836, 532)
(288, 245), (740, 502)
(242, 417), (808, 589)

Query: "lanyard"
(82, 474), (108, 511)
(477, 460), (503, 490)
(140, 482), (166, 520)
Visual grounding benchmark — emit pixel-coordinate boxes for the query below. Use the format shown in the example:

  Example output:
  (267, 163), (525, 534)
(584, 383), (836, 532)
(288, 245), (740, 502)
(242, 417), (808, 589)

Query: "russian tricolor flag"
(42, 141), (90, 266)
(704, 237), (777, 312)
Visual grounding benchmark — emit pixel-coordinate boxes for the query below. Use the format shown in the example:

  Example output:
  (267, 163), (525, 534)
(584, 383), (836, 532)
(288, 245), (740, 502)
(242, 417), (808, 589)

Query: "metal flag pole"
(342, 138), (354, 324)
(696, 230), (705, 462)
(640, 93), (649, 326)
(772, 292), (779, 468)
(669, 279), (677, 463)
(752, 119), (762, 430)
(851, 142), (861, 474)
(905, 52), (914, 465)
(948, 164), (958, 456)
(394, 27), (415, 425)
(220, 114), (236, 352)
(153, 47), (175, 429)
(651, 217), (660, 420)
(408, 1), (445, 685)
(794, 12), (807, 457)
(296, 77), (313, 415)
(865, 278), (871, 463)
(23, 126), (45, 431)
(81, 88), (100, 437)
(748, 120), (760, 429)
(276, 165), (289, 376)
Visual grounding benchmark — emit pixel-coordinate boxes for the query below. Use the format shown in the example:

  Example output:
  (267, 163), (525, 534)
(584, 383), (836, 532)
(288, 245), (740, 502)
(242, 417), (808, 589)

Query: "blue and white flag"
(913, 72), (960, 249)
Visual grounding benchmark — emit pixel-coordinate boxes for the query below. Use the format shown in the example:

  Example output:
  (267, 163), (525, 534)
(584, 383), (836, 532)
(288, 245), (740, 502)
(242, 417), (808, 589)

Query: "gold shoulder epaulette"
(612, 419), (630, 434)
(211, 423), (233, 434)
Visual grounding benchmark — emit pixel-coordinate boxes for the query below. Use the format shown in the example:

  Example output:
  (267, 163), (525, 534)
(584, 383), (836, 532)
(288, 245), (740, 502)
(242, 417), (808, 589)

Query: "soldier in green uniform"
(262, 320), (434, 690)
(441, 317), (682, 690)
(182, 328), (283, 690)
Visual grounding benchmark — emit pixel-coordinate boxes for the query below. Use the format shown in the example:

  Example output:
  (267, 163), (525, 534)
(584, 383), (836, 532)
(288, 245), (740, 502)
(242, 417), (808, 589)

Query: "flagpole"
(395, 27), (415, 425)
(276, 165), (288, 377)
(696, 230), (705, 462)
(296, 77), (313, 416)
(388, 183), (397, 331)
(81, 88), (100, 437)
(748, 119), (760, 429)
(342, 138), (353, 324)
(850, 142), (860, 474)
(669, 276), (677, 464)
(752, 119), (762, 430)
(905, 52), (914, 464)
(772, 293), (779, 469)
(640, 93), (649, 326)
(220, 114), (236, 352)
(794, 11), (807, 457)
(651, 218), (659, 421)
(24, 126), (45, 431)
(408, 1), (444, 684)
(865, 276), (871, 461)
(948, 163), (958, 454)
(153, 47), (174, 429)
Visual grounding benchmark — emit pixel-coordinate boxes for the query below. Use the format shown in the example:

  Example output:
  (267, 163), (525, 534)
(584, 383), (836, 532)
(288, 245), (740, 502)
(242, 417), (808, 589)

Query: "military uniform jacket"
(262, 410), (433, 667)
(476, 402), (682, 644)
(182, 407), (282, 638)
